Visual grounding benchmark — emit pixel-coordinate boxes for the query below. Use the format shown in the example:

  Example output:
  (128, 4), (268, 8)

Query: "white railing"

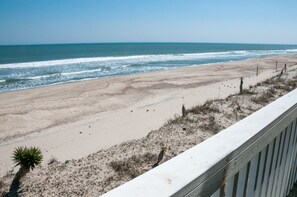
(102, 88), (297, 197)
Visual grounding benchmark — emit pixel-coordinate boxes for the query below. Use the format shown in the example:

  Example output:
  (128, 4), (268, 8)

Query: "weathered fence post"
(240, 77), (243, 95)
(182, 104), (186, 117)
(279, 68), (284, 79)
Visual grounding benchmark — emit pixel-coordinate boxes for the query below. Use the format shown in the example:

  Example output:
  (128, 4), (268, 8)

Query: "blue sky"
(0, 0), (297, 45)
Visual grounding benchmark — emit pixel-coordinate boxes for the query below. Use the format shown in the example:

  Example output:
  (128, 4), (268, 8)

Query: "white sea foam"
(62, 68), (103, 76)
(1, 49), (296, 69)
(0, 55), (147, 68)
(17, 69), (104, 81)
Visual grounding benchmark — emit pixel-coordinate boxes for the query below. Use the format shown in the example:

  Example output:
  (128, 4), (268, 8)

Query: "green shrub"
(12, 146), (43, 171)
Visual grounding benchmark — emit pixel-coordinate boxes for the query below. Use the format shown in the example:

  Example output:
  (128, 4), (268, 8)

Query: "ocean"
(0, 43), (297, 92)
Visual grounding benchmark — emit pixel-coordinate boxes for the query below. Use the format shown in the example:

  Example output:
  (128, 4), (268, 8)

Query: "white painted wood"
(294, 157), (297, 183)
(266, 136), (281, 197)
(275, 128), (291, 197)
(242, 162), (251, 197)
(286, 119), (297, 195)
(271, 130), (286, 197)
(245, 156), (259, 197)
(185, 107), (297, 197)
(280, 121), (296, 196)
(225, 175), (235, 196)
(259, 141), (275, 197)
(236, 164), (248, 197)
(292, 150), (297, 189)
(288, 150), (296, 192)
(210, 188), (220, 197)
(287, 120), (297, 193)
(102, 88), (297, 197)
(287, 120), (297, 194)
(254, 148), (267, 197)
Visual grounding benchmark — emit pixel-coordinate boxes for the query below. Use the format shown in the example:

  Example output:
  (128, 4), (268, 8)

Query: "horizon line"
(1, 41), (297, 47)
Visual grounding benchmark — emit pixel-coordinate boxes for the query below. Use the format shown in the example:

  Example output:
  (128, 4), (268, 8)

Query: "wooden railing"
(102, 88), (297, 197)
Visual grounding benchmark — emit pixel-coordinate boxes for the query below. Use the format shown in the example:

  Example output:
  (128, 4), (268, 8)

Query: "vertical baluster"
(260, 140), (275, 197)
(236, 164), (248, 197)
(225, 175), (235, 196)
(243, 162), (251, 197)
(271, 130), (287, 197)
(287, 119), (297, 194)
(275, 127), (291, 197)
(287, 119), (297, 193)
(232, 172), (240, 197)
(293, 142), (297, 183)
(281, 120), (296, 196)
(294, 158), (297, 183)
(210, 188), (220, 197)
(254, 148), (267, 197)
(266, 134), (282, 197)
(246, 156), (259, 197)
(220, 184), (226, 197)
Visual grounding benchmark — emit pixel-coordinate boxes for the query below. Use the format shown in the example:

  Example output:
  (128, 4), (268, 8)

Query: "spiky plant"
(7, 147), (42, 195)
(12, 146), (43, 178)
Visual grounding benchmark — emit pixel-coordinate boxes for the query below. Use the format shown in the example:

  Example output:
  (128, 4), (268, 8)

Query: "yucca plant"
(7, 147), (42, 195)
(12, 146), (43, 179)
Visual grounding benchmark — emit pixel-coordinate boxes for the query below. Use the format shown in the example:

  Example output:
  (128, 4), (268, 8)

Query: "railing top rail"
(102, 88), (297, 197)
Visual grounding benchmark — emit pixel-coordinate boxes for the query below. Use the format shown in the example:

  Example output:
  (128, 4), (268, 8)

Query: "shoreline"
(0, 54), (297, 176)
(0, 56), (270, 94)
(0, 60), (242, 94)
(1, 51), (297, 93)
(0, 53), (296, 94)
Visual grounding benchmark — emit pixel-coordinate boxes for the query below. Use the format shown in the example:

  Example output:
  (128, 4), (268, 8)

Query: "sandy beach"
(0, 55), (297, 175)
(0, 54), (297, 178)
(0, 54), (297, 196)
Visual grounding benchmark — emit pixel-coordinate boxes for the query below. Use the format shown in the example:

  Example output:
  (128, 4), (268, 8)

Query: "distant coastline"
(1, 41), (297, 47)
(1, 43), (297, 92)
